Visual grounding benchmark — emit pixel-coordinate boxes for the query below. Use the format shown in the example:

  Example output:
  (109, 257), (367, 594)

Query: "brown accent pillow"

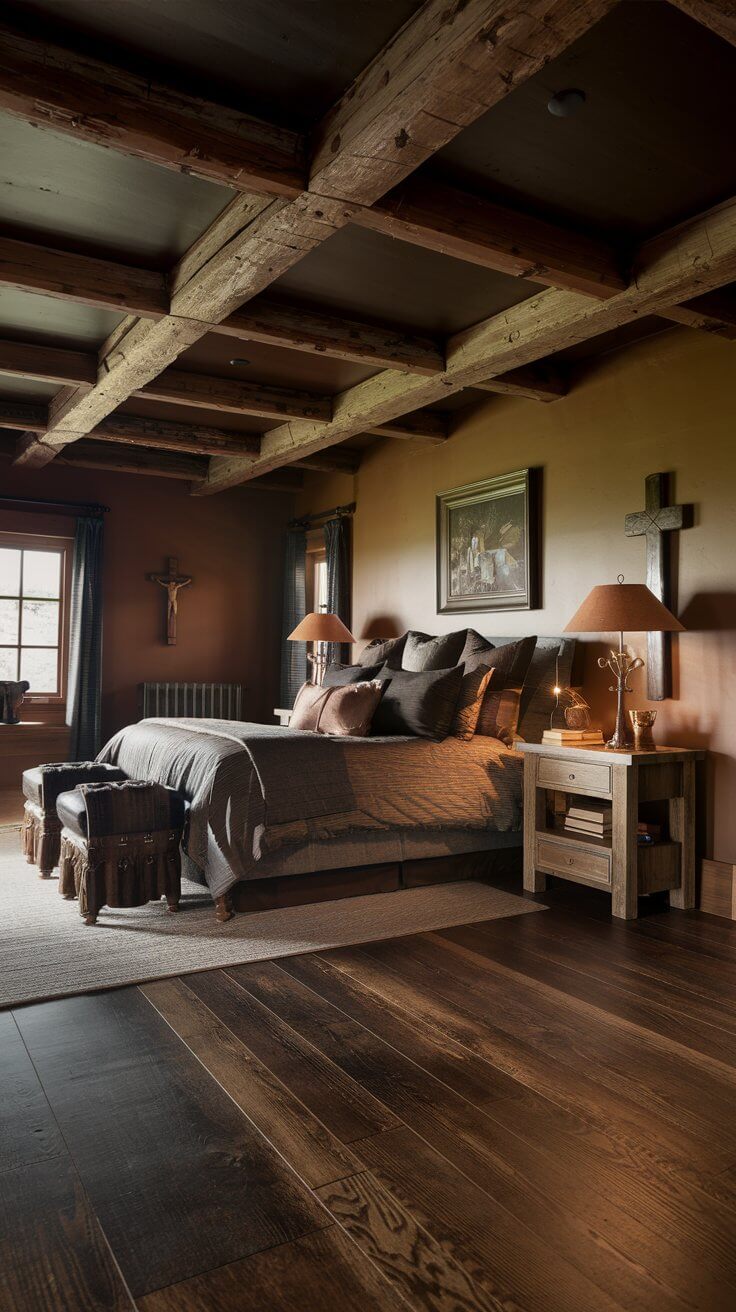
(289, 681), (383, 737)
(358, 635), (406, 668)
(459, 634), (536, 744)
(451, 664), (494, 740)
(401, 629), (467, 672)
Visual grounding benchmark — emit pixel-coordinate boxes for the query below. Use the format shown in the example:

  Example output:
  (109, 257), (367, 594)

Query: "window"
(314, 556), (328, 612)
(0, 536), (69, 700)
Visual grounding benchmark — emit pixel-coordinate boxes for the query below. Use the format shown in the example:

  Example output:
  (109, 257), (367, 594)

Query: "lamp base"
(598, 642), (644, 752)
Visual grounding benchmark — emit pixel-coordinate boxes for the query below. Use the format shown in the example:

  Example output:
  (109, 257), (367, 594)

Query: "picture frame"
(436, 467), (540, 614)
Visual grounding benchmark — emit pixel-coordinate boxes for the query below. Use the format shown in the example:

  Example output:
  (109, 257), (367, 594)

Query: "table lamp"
(564, 574), (684, 749)
(288, 611), (356, 685)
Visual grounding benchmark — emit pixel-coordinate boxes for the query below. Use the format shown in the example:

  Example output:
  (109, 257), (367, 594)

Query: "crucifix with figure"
(625, 473), (692, 700)
(147, 557), (192, 645)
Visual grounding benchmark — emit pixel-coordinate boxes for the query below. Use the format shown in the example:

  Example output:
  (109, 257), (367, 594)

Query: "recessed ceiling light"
(547, 88), (586, 118)
(229, 357), (251, 367)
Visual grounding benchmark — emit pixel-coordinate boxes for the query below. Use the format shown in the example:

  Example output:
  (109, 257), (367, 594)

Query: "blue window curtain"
(324, 515), (351, 664)
(280, 527), (307, 707)
(66, 515), (104, 760)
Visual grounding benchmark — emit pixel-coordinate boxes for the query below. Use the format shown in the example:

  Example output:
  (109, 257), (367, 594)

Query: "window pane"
(0, 599), (19, 643)
(0, 648), (18, 680)
(22, 599), (59, 645)
(23, 550), (61, 599)
(20, 647), (59, 693)
(0, 548), (21, 596)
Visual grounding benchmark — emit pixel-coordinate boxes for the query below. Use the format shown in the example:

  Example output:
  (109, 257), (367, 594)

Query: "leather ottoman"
(22, 761), (127, 878)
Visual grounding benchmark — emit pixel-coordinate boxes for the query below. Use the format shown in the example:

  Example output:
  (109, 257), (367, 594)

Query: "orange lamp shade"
(564, 583), (685, 634)
(288, 612), (356, 643)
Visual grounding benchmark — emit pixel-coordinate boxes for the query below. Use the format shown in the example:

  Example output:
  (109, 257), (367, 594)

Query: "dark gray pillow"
(517, 637), (576, 742)
(401, 629), (467, 672)
(460, 634), (536, 743)
(373, 666), (464, 740)
(323, 662), (382, 687)
(358, 635), (406, 668)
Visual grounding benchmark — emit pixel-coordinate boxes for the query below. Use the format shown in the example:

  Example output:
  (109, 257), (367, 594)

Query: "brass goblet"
(630, 709), (657, 751)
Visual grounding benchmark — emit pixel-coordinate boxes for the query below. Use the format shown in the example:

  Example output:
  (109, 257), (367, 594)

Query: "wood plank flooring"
(3, 878), (736, 1311)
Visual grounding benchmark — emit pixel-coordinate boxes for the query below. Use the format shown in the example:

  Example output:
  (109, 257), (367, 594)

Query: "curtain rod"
(0, 494), (109, 515)
(289, 501), (355, 528)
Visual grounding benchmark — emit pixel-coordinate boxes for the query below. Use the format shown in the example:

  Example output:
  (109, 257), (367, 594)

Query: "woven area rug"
(0, 828), (543, 1008)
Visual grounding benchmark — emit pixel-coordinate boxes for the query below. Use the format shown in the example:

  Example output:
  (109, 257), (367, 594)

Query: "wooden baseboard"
(700, 858), (736, 919)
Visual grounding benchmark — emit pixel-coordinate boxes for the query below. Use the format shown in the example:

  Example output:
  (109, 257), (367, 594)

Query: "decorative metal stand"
(598, 637), (644, 749)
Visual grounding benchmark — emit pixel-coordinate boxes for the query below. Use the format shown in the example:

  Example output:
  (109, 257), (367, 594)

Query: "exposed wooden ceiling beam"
(0, 235), (168, 318)
(0, 399), (46, 431)
(89, 413), (261, 459)
(659, 288), (736, 340)
(0, 338), (96, 387)
(473, 364), (568, 402)
(196, 193), (736, 491)
(55, 440), (210, 482)
(212, 297), (445, 376)
(0, 26), (304, 196)
(13, 0), (607, 471)
(356, 178), (625, 299)
(369, 412), (448, 443)
(310, 0), (616, 204)
(666, 1), (736, 45)
(136, 368), (331, 423)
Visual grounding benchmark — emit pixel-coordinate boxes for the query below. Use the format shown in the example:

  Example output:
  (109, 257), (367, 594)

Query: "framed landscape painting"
(436, 468), (539, 613)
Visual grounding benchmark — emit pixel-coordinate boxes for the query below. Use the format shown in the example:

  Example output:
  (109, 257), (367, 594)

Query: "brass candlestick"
(598, 634), (644, 750)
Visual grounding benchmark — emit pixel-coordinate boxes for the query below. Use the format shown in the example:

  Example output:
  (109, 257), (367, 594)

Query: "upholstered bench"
(22, 762), (127, 878)
(57, 780), (187, 925)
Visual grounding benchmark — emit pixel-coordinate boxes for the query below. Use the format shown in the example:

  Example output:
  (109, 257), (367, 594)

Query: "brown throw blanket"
(98, 718), (522, 897)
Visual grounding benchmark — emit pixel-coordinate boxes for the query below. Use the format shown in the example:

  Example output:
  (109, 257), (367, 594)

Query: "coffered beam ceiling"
(197, 192), (736, 491)
(8, 0), (615, 470)
(658, 288), (736, 339)
(667, 1), (736, 45)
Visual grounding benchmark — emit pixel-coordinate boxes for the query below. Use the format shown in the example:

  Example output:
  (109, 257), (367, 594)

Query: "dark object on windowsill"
(0, 680), (30, 724)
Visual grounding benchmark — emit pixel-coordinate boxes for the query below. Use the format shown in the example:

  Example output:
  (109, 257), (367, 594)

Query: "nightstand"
(516, 741), (703, 919)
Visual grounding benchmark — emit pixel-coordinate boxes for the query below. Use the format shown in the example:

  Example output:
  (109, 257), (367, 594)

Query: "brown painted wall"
(296, 328), (736, 864)
(0, 462), (292, 751)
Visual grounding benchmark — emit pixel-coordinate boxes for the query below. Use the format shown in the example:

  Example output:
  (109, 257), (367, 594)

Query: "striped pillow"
(460, 634), (536, 744)
(451, 664), (494, 740)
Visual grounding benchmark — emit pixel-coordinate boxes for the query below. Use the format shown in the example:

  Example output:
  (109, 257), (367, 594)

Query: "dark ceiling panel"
(0, 118), (228, 267)
(0, 289), (123, 349)
(433, 0), (736, 243)
(2, 0), (421, 130)
(119, 396), (270, 434)
(272, 226), (537, 335)
(181, 335), (377, 394)
(0, 376), (55, 401)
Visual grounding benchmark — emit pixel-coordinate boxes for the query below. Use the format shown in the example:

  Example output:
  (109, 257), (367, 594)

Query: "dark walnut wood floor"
(3, 879), (736, 1312)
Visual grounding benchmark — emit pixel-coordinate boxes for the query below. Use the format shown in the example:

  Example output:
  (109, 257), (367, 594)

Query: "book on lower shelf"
(542, 729), (604, 745)
(564, 799), (612, 838)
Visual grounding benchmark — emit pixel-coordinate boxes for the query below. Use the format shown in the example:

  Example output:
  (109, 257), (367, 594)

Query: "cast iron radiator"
(139, 682), (244, 720)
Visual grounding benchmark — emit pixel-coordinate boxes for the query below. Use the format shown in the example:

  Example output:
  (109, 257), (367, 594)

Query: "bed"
(97, 719), (523, 903)
(97, 634), (575, 913)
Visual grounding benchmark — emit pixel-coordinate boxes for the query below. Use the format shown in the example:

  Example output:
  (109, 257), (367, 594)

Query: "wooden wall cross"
(147, 557), (192, 646)
(624, 473), (692, 700)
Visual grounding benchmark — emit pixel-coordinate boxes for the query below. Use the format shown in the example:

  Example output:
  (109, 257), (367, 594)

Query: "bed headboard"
(139, 682), (244, 721)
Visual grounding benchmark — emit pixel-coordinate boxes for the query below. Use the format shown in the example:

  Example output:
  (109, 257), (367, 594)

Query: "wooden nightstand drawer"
(537, 756), (612, 797)
(536, 835), (612, 888)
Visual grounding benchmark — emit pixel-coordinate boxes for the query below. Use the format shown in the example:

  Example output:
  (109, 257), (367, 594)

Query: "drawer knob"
(567, 856), (574, 865)
(568, 773), (576, 781)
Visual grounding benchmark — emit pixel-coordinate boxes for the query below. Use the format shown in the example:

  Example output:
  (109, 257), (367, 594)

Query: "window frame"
(0, 530), (72, 708)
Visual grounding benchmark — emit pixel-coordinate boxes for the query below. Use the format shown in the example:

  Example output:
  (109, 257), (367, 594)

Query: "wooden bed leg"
(215, 894), (234, 924)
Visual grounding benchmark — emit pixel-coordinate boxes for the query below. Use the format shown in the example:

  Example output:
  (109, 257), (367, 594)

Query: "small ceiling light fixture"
(229, 357), (251, 367)
(547, 88), (586, 118)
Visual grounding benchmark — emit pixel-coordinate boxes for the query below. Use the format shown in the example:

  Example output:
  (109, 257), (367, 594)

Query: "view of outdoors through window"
(0, 547), (63, 694)
(316, 556), (328, 611)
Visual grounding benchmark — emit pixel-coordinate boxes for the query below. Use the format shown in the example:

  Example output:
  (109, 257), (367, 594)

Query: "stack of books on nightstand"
(564, 800), (612, 839)
(542, 728), (604, 746)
